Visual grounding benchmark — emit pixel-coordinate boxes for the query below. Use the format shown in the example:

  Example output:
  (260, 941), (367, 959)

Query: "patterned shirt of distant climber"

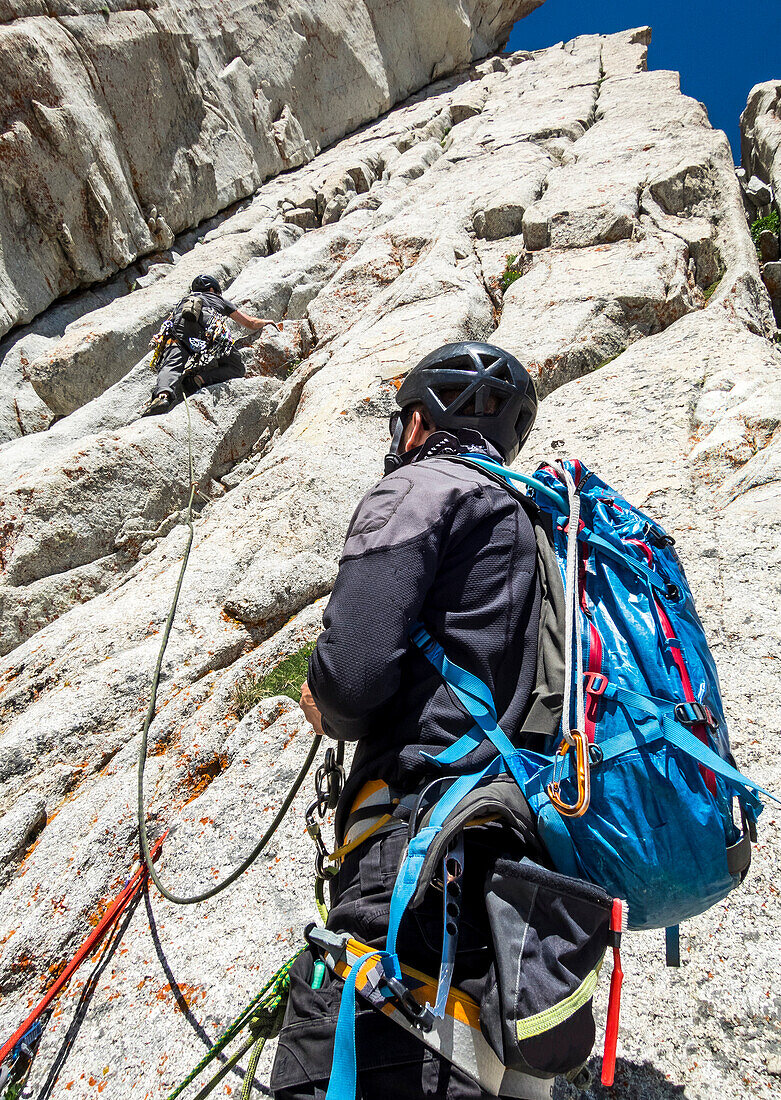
(149, 291), (238, 372)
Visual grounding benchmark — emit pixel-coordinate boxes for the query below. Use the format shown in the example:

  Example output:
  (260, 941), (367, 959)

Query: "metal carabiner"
(315, 747), (345, 813)
(547, 729), (591, 818)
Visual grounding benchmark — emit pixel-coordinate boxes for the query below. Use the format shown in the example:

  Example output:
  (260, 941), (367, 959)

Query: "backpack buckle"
(584, 671), (609, 696)
(547, 730), (591, 818)
(674, 702), (717, 729)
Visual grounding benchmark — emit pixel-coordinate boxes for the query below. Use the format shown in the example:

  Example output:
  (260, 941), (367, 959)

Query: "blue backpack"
(411, 455), (777, 932)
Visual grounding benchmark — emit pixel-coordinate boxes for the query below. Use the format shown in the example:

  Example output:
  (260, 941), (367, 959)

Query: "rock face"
(0, 0), (544, 337)
(741, 81), (781, 322)
(0, 25), (780, 1100)
(741, 81), (781, 200)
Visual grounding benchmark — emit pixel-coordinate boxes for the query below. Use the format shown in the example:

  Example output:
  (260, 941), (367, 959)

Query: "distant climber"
(141, 274), (281, 416)
(270, 343), (540, 1100)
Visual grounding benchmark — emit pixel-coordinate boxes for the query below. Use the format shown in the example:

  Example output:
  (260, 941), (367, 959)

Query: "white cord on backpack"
(550, 461), (584, 743)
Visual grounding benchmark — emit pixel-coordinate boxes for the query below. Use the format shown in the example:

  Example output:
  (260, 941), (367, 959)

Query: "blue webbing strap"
(410, 623), (531, 789)
(607, 685), (776, 809)
(663, 723), (776, 810)
(325, 949), (386, 1100)
(385, 757), (503, 969)
(432, 833), (463, 1018)
(578, 529), (669, 593)
(522, 691), (774, 815)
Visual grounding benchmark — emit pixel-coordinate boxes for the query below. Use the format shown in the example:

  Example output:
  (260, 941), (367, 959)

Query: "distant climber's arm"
(229, 308), (282, 332)
(306, 475), (446, 740)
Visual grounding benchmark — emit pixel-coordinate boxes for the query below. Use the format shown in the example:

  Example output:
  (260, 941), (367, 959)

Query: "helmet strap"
(384, 413), (407, 475)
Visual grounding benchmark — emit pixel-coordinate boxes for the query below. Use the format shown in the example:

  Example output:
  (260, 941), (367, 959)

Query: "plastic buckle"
(674, 702), (717, 729)
(648, 527), (675, 548)
(382, 974), (434, 1032)
(584, 671), (608, 696)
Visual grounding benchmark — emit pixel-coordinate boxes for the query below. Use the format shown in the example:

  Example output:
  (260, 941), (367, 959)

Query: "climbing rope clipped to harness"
(137, 392), (324, 903)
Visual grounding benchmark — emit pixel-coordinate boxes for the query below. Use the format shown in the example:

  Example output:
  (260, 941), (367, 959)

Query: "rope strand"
(137, 392), (322, 904)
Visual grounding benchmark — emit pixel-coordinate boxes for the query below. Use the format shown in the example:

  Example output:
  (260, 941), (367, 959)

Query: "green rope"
(137, 392), (323, 904)
(240, 994), (288, 1100)
(166, 949), (303, 1100)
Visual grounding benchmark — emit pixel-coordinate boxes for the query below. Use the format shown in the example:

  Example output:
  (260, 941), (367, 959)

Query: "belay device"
(319, 456), (779, 1099)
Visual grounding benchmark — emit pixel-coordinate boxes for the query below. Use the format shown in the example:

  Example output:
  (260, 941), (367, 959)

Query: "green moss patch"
(231, 639), (317, 717)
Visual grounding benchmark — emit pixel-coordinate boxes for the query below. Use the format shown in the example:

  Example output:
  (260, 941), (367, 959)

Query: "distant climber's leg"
(152, 345), (189, 401)
(195, 348), (245, 388)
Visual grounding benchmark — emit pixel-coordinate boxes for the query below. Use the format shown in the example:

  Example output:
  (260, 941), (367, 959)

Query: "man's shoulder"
(197, 292), (236, 316)
(342, 458), (510, 560)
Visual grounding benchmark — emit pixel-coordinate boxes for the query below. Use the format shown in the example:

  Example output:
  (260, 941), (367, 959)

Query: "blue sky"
(507, 1), (781, 161)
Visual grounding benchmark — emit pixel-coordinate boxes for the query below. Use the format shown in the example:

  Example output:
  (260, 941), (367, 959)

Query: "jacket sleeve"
(307, 471), (456, 740)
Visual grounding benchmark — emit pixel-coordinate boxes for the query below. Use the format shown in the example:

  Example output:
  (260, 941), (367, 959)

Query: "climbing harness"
(0, 837), (164, 1095)
(148, 295), (236, 377)
(308, 927), (555, 1100)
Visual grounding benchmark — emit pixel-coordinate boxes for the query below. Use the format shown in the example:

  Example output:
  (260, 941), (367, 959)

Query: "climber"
(270, 342), (539, 1100)
(141, 274), (282, 416)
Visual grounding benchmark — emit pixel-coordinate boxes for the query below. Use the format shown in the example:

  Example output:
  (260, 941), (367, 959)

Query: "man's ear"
(402, 409), (434, 452)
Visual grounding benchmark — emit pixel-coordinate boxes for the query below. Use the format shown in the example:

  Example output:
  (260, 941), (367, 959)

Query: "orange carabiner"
(547, 730), (591, 818)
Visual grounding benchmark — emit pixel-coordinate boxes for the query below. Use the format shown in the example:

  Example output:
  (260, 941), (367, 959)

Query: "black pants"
(152, 343), (244, 400)
(271, 825), (504, 1100)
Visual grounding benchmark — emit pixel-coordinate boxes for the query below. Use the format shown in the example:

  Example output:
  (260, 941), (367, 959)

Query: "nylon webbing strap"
(579, 530), (668, 593)
(325, 951), (385, 1100)
(549, 461), (583, 741)
(410, 624), (530, 789)
(522, 704), (774, 815)
(385, 758), (502, 967)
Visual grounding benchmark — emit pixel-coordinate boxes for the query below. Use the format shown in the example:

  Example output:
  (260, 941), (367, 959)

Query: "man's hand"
(300, 680), (325, 736)
(230, 309), (283, 332)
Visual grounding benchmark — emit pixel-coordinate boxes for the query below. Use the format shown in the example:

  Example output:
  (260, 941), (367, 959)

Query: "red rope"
(0, 835), (165, 1069)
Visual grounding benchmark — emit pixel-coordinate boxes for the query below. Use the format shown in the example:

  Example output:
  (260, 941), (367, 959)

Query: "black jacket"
(309, 431), (541, 830)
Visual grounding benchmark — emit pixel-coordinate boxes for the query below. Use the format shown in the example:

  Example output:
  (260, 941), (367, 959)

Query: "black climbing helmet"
(391, 341), (537, 465)
(191, 274), (221, 294)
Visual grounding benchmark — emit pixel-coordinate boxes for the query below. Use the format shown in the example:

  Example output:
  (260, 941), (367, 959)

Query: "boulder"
(745, 174), (774, 207)
(740, 80), (781, 201)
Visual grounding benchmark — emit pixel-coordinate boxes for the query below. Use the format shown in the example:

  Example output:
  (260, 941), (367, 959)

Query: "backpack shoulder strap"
(435, 454), (566, 745)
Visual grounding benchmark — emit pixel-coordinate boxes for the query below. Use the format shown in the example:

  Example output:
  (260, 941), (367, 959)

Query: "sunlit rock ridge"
(0, 0), (543, 336)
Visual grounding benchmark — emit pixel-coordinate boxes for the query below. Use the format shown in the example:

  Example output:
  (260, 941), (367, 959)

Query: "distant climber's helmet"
(191, 274), (221, 294)
(390, 341), (537, 466)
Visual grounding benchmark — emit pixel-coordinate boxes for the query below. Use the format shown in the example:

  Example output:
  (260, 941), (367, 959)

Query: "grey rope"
(137, 392), (322, 904)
